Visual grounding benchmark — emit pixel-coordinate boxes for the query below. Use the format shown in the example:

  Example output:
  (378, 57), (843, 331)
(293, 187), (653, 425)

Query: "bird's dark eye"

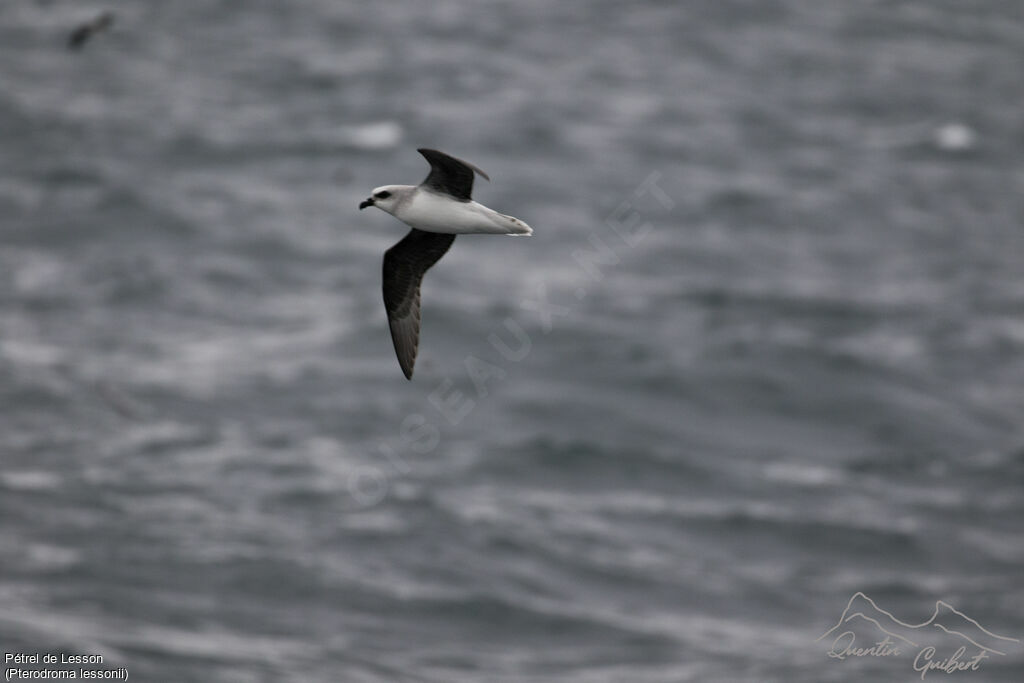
(374, 191), (391, 199)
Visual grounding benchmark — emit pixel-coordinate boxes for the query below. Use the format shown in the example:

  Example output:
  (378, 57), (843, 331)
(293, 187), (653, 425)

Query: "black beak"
(359, 198), (374, 210)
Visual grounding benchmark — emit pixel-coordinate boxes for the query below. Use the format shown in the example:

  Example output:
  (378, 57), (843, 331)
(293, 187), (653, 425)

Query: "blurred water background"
(2, 1), (1023, 681)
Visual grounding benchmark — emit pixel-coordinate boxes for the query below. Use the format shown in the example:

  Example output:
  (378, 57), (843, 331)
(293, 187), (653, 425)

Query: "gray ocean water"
(2, 1), (1023, 681)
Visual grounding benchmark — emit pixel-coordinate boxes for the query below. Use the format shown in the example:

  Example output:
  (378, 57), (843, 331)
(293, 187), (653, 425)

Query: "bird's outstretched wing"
(382, 229), (457, 379)
(68, 11), (114, 50)
(417, 148), (490, 202)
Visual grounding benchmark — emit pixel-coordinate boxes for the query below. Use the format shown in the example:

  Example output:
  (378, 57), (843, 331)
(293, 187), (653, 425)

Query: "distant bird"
(68, 11), (114, 50)
(360, 148), (532, 379)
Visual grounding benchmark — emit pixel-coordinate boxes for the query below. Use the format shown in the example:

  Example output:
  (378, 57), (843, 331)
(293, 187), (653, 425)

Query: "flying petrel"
(68, 11), (115, 50)
(360, 148), (532, 379)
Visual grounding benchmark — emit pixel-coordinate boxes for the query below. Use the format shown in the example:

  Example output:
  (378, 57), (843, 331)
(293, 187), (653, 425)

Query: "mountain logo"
(817, 592), (1020, 678)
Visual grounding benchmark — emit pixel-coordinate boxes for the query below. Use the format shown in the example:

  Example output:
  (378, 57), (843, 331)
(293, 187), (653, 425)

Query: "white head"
(359, 185), (409, 215)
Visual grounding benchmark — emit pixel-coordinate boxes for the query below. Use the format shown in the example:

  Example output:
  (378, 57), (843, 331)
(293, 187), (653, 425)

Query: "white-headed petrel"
(360, 148), (532, 379)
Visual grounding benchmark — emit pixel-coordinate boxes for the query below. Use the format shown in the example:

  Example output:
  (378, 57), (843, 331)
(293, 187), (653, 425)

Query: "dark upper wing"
(417, 148), (490, 202)
(68, 12), (114, 50)
(68, 25), (92, 49)
(382, 229), (457, 379)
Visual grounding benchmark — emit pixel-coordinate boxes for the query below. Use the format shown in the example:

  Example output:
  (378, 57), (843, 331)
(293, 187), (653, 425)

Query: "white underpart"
(395, 189), (532, 236)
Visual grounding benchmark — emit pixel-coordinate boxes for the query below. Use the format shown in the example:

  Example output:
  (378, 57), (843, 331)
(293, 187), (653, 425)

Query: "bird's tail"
(493, 212), (533, 236)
